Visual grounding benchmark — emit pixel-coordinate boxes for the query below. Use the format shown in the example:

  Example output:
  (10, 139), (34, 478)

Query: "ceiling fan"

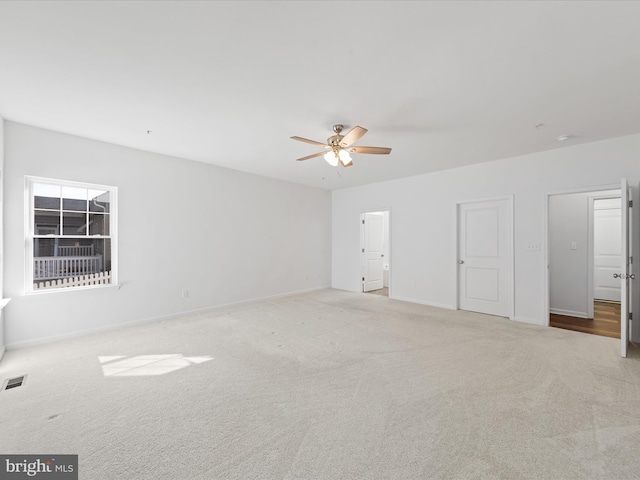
(291, 124), (392, 167)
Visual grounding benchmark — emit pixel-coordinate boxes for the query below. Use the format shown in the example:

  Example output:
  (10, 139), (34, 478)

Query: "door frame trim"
(543, 183), (620, 327)
(454, 195), (514, 320)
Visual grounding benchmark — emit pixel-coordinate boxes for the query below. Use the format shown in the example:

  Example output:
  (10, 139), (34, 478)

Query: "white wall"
(332, 133), (640, 328)
(548, 192), (590, 317)
(3, 122), (331, 348)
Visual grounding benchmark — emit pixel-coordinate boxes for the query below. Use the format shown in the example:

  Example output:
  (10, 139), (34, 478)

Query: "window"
(26, 177), (117, 292)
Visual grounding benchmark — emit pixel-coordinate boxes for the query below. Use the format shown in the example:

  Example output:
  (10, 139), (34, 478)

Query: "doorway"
(547, 189), (621, 338)
(361, 210), (390, 297)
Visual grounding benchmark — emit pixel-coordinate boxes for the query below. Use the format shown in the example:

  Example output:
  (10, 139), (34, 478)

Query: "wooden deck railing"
(34, 255), (103, 280)
(58, 245), (94, 256)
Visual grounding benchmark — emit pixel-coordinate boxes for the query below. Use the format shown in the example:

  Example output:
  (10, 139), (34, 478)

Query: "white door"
(620, 179), (631, 358)
(458, 198), (511, 317)
(593, 198), (622, 302)
(363, 212), (384, 292)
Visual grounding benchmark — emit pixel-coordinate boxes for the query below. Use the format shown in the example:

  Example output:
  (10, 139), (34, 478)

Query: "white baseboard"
(5, 285), (331, 350)
(6, 314), (176, 350)
(199, 285), (331, 312)
(550, 308), (589, 319)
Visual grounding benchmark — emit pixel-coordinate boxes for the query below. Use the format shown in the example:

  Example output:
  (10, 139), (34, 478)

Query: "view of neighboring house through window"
(26, 177), (117, 292)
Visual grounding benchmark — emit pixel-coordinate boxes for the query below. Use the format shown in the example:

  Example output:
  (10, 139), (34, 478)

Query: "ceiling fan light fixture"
(323, 151), (339, 166)
(338, 149), (352, 166)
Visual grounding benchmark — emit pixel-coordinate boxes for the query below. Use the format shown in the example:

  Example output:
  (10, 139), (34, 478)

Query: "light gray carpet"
(366, 287), (389, 297)
(1, 289), (640, 479)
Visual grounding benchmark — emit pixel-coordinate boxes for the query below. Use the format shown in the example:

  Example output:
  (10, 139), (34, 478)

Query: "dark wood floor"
(550, 301), (621, 338)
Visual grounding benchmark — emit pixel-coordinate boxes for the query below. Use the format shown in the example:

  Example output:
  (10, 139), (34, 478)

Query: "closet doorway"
(361, 210), (390, 297)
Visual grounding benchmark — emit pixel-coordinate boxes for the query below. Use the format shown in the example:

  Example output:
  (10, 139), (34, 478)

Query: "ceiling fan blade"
(339, 126), (367, 147)
(290, 136), (329, 148)
(296, 151), (326, 161)
(348, 146), (392, 155)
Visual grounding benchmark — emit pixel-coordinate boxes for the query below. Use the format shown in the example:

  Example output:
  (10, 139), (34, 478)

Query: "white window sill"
(23, 283), (122, 296)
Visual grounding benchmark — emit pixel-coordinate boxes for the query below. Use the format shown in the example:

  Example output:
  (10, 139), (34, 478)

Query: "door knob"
(614, 273), (636, 279)
(458, 260), (464, 264)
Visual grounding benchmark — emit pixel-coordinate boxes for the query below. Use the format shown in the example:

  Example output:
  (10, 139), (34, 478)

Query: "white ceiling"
(1, 1), (639, 190)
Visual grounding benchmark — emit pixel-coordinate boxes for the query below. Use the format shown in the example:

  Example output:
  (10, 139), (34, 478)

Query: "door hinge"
(362, 277), (365, 282)
(630, 200), (633, 208)
(362, 219), (365, 224)
(629, 313), (633, 320)
(362, 248), (365, 253)
(631, 256), (633, 264)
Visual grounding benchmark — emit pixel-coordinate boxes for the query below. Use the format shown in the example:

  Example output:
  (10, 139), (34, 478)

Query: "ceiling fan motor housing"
(328, 134), (344, 147)
(328, 124), (345, 147)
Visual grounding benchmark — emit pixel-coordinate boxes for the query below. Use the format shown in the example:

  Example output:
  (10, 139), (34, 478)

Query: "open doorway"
(548, 189), (622, 338)
(361, 210), (390, 297)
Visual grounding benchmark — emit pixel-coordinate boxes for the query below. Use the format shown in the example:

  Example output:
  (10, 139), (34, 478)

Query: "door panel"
(458, 199), (511, 317)
(594, 199), (622, 302)
(465, 208), (499, 258)
(466, 268), (499, 301)
(363, 213), (384, 292)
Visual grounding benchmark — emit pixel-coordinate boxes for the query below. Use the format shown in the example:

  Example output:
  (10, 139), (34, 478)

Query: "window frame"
(24, 176), (118, 294)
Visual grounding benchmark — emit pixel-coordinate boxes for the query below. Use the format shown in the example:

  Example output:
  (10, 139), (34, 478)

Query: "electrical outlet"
(526, 243), (540, 251)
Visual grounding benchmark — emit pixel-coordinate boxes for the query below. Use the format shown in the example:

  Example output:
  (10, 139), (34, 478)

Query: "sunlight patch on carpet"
(98, 354), (213, 376)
